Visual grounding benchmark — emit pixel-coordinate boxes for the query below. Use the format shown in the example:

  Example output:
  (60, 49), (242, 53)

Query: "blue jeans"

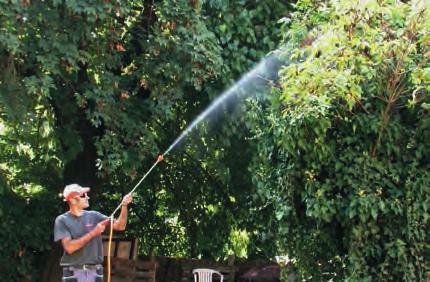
(62, 265), (103, 282)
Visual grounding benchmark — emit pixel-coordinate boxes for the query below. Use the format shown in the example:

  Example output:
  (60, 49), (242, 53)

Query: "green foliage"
(0, 189), (59, 280)
(226, 228), (250, 258)
(248, 0), (430, 280)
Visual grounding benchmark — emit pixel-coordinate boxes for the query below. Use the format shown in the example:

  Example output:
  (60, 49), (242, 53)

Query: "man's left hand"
(122, 193), (133, 207)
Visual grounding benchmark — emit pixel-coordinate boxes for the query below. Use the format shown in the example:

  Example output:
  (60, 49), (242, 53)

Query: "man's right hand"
(62, 221), (107, 255)
(91, 221), (106, 237)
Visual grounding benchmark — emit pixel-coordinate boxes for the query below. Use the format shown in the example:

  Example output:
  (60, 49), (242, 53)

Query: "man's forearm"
(62, 230), (98, 254)
(113, 205), (128, 231)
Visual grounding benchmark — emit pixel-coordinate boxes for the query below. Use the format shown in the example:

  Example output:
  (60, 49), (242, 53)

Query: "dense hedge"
(248, 0), (430, 280)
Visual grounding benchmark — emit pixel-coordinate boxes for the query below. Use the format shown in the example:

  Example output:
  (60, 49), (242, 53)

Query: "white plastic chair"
(193, 268), (224, 282)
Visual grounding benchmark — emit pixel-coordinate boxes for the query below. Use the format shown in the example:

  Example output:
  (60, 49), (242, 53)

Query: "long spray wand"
(107, 154), (164, 218)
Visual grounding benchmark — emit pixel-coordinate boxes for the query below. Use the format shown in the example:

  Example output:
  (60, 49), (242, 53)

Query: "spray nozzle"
(157, 154), (164, 162)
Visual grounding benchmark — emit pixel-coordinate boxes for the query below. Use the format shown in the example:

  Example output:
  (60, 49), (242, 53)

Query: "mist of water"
(111, 53), (285, 216)
(162, 53), (283, 156)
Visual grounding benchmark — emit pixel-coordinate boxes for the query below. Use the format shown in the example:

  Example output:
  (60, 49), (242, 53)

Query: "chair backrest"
(193, 268), (224, 282)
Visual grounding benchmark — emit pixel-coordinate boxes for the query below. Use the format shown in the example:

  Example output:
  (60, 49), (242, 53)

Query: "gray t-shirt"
(54, 210), (108, 266)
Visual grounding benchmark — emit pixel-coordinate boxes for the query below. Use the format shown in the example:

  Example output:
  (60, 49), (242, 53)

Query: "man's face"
(70, 192), (90, 209)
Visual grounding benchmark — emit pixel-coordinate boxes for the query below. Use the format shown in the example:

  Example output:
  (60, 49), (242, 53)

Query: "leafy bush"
(248, 0), (430, 280)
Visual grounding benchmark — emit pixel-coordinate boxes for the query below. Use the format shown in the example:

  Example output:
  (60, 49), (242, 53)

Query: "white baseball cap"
(63, 184), (90, 202)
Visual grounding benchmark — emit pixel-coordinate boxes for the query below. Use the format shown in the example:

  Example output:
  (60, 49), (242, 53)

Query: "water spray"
(104, 53), (284, 225)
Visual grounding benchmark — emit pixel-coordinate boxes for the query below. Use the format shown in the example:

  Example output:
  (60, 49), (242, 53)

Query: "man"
(54, 184), (132, 282)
